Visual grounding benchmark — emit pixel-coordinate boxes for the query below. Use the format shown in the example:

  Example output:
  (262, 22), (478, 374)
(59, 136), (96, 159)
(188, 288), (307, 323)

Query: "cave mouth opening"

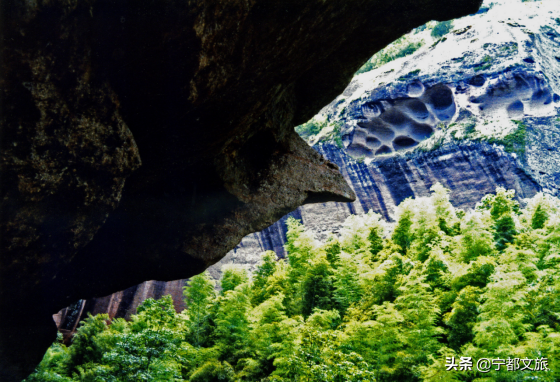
(27, 1), (508, 380)
(49, 4), (480, 338)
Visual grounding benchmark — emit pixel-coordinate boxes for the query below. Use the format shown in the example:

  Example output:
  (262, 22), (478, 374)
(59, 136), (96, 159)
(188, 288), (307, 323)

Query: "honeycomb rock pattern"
(342, 70), (554, 159)
(343, 83), (456, 157)
(468, 72), (553, 119)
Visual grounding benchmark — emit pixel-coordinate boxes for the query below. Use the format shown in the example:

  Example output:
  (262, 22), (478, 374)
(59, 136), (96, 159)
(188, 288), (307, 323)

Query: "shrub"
(431, 20), (453, 38)
(295, 119), (326, 139)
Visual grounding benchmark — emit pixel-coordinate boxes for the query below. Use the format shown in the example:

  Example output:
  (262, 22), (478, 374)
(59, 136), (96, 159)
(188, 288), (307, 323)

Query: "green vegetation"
(415, 24), (427, 33)
(483, 43), (518, 60)
(28, 186), (560, 382)
(484, 120), (527, 158)
(500, 43), (518, 53)
(356, 36), (424, 75)
(296, 119), (344, 148)
(463, 121), (476, 135)
(474, 55), (493, 72)
(501, 120), (527, 153)
(319, 121), (344, 149)
(398, 69), (421, 81)
(430, 36), (447, 48)
(448, 119), (477, 141)
(295, 119), (327, 140)
(452, 26), (472, 36)
(450, 119), (527, 159)
(415, 129), (445, 153)
(431, 21), (454, 38)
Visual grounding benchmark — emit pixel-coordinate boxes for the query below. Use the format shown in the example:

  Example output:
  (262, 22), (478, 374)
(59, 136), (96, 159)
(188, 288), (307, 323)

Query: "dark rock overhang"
(0, 0), (482, 379)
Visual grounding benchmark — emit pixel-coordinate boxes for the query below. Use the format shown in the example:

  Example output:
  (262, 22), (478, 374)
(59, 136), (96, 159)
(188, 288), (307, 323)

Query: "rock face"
(213, 138), (548, 273)
(0, 0), (482, 379)
(65, 122), (548, 333)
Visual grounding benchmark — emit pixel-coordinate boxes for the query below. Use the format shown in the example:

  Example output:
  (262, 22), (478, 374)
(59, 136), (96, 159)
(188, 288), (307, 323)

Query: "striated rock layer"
(205, 137), (548, 274)
(0, 0), (482, 379)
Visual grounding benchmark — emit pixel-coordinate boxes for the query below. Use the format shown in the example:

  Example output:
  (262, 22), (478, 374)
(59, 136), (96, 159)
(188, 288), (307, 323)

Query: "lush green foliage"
(451, 119), (529, 160)
(296, 119), (344, 149)
(295, 119), (327, 139)
(28, 186), (560, 382)
(497, 120), (527, 156)
(473, 120), (528, 159)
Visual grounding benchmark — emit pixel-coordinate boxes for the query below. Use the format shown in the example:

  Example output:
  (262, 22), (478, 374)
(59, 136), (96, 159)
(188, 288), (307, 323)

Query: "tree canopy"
(27, 185), (560, 382)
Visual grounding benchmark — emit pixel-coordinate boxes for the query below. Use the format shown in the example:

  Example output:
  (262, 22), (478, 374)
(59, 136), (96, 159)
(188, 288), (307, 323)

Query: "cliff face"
(213, 138), (546, 272)
(0, 0), (483, 379)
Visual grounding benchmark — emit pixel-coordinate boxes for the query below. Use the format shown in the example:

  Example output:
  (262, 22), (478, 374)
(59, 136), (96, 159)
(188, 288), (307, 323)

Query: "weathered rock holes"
(469, 72), (554, 119)
(513, 74), (531, 92)
(346, 83), (455, 158)
(375, 145), (392, 155)
(393, 136), (418, 150)
(361, 102), (383, 118)
(402, 99), (430, 120)
(366, 136), (381, 148)
(358, 120), (395, 141)
(507, 100), (524, 118)
(347, 144), (373, 157)
(468, 74), (486, 87)
(424, 84), (454, 110)
(532, 89), (553, 105)
(408, 123), (434, 141)
(406, 81), (425, 97)
(381, 108), (408, 125)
